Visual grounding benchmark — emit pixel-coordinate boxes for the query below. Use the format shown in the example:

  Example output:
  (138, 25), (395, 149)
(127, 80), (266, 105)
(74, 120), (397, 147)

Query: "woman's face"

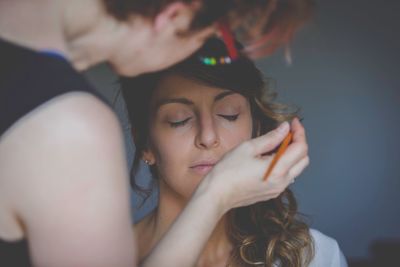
(144, 74), (253, 200)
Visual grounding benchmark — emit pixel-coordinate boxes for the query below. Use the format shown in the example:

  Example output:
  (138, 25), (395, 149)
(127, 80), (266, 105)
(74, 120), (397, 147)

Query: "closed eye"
(218, 114), (239, 121)
(169, 117), (191, 128)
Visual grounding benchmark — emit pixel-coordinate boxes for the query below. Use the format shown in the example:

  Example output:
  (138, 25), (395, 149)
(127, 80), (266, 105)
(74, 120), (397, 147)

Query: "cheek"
(152, 135), (184, 170)
(150, 131), (196, 190)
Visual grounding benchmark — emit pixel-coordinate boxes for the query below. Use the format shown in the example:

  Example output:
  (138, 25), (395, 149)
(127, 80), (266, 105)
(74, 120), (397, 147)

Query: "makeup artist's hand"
(201, 118), (309, 213)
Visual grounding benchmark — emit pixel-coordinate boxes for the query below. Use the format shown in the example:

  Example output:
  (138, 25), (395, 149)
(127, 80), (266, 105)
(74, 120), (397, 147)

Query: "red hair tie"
(218, 21), (238, 60)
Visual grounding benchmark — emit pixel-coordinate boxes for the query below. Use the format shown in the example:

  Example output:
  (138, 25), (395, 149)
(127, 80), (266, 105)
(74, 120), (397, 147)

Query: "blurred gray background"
(84, 0), (400, 264)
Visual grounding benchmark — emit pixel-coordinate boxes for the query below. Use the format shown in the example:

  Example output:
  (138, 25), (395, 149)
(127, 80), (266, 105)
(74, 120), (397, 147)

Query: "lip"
(190, 160), (217, 175)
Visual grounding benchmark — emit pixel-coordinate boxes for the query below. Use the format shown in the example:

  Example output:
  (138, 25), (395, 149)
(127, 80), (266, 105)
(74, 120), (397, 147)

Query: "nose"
(195, 114), (219, 149)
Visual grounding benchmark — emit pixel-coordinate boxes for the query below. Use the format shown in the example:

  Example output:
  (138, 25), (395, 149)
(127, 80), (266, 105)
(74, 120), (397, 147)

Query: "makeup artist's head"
(93, 0), (314, 75)
(121, 38), (314, 266)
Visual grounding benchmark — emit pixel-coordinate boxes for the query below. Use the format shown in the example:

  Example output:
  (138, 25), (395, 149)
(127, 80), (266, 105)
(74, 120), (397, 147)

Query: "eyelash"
(169, 117), (191, 128)
(219, 114), (239, 121)
(168, 114), (239, 128)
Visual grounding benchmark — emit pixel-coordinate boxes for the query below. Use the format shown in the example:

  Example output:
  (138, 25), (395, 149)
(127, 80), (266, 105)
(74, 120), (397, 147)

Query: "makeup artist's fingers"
(267, 118), (308, 176)
(205, 143), (284, 209)
(259, 118), (308, 200)
(291, 117), (306, 143)
(269, 141), (308, 178)
(245, 121), (290, 156)
(287, 156), (310, 181)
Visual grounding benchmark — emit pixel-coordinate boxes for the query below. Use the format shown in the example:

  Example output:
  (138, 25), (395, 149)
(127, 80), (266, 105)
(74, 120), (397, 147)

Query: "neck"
(140, 181), (232, 266)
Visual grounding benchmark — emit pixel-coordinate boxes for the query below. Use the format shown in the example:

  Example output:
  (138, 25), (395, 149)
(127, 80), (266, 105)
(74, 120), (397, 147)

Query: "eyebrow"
(155, 91), (237, 109)
(214, 91), (236, 101)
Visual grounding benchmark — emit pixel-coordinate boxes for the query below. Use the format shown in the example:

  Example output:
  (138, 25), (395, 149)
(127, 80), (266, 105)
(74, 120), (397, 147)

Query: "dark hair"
(103, 0), (314, 57)
(121, 38), (314, 267)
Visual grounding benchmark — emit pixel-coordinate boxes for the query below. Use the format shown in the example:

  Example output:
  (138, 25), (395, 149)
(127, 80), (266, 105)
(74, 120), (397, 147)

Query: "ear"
(153, 2), (199, 33)
(142, 147), (156, 165)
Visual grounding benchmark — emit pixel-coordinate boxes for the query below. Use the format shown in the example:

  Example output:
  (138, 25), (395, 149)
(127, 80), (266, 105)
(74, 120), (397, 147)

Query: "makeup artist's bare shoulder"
(0, 91), (127, 246)
(1, 91), (117, 142)
(0, 91), (122, 205)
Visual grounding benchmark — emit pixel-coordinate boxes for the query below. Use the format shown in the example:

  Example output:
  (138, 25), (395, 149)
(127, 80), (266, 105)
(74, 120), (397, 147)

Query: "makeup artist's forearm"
(140, 177), (224, 267)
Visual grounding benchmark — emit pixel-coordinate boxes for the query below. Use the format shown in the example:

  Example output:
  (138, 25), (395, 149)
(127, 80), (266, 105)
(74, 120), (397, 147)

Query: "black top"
(0, 38), (108, 266)
(0, 38), (108, 135)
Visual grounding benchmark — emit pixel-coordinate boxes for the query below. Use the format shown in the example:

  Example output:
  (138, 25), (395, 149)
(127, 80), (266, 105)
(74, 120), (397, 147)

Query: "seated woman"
(121, 38), (347, 267)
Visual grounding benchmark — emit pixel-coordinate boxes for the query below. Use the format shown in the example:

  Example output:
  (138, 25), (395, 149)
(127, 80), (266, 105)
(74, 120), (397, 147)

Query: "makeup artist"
(0, 0), (313, 266)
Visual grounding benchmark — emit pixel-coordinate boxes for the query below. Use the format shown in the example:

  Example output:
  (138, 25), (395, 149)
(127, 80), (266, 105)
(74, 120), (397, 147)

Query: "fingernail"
(277, 121), (289, 133)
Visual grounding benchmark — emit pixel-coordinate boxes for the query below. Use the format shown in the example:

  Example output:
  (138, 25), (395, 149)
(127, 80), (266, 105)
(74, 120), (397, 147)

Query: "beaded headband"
(198, 21), (239, 66)
(198, 56), (232, 66)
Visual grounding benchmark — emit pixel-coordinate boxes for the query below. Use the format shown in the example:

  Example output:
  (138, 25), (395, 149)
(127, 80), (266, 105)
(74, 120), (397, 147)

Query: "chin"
(110, 62), (142, 77)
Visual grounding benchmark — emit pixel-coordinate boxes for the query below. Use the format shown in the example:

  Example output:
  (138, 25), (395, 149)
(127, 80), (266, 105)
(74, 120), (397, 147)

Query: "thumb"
(248, 121), (290, 156)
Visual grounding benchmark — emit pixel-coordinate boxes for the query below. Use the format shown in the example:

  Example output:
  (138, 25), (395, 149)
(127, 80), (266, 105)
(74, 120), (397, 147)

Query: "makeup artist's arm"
(141, 118), (309, 267)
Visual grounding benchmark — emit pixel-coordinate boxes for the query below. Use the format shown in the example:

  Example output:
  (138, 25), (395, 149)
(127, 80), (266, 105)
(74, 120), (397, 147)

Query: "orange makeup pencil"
(263, 131), (293, 181)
